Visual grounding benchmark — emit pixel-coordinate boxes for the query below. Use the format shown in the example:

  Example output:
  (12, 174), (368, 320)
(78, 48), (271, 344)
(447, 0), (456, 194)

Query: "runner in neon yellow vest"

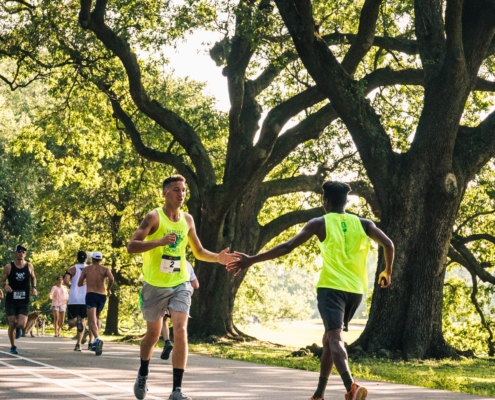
(227, 181), (394, 400)
(127, 175), (239, 400)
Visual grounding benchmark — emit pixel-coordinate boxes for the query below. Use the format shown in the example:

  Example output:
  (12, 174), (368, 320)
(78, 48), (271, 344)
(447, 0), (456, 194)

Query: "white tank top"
(68, 263), (87, 305)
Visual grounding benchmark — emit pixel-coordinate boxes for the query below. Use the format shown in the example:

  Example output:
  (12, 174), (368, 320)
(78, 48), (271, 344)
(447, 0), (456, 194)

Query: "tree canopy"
(1, 0), (494, 357)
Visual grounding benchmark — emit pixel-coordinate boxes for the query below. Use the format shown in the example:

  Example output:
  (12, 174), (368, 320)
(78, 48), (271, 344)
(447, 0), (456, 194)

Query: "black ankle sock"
(139, 359), (150, 377)
(340, 370), (353, 392)
(165, 340), (172, 346)
(314, 376), (328, 398)
(173, 368), (184, 390)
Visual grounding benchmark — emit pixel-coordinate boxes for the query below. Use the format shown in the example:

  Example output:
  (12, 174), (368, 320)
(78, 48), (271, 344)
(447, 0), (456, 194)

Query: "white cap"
(92, 251), (103, 260)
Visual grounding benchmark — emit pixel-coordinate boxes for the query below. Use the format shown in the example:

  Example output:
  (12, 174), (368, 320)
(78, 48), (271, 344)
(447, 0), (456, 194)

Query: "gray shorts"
(140, 281), (192, 322)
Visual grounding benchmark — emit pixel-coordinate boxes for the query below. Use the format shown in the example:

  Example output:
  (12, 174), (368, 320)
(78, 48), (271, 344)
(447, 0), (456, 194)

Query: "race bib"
(160, 255), (181, 274)
(13, 290), (26, 300)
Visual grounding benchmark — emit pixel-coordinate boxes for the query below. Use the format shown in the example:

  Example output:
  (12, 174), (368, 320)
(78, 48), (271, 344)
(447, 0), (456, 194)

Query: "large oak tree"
(2, 0), (495, 358)
(274, 0), (495, 358)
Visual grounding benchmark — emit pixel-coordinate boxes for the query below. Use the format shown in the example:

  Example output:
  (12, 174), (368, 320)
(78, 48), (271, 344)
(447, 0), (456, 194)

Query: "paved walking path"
(0, 330), (492, 399)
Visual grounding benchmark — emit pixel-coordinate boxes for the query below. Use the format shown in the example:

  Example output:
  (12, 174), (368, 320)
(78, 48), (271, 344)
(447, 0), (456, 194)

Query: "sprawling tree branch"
(258, 207), (324, 249)
(414, 0), (446, 79)
(454, 233), (495, 246)
(273, 0), (395, 204)
(341, 0), (382, 75)
(454, 110), (495, 181)
(78, 0), (215, 186)
(469, 272), (495, 356)
(449, 240), (495, 285)
(248, 50), (299, 96)
(108, 94), (199, 199)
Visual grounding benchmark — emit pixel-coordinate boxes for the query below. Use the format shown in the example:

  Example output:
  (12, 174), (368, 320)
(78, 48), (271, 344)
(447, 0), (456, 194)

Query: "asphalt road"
(0, 330), (492, 399)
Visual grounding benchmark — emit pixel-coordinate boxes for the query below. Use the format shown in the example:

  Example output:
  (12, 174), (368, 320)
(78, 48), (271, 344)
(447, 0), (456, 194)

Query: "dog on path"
(23, 311), (45, 337)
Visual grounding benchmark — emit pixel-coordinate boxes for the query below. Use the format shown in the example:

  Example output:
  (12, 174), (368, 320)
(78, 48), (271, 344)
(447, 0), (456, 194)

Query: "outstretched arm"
(361, 218), (394, 288)
(226, 218), (321, 275)
(187, 214), (239, 265)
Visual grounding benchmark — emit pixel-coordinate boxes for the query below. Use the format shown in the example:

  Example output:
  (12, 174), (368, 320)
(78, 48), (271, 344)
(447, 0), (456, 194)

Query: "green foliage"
(445, 163), (495, 355)
(443, 275), (495, 355)
(234, 263), (318, 326)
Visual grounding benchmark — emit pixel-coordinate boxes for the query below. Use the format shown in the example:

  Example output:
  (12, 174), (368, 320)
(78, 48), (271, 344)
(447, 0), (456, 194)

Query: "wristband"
(32, 286), (37, 289)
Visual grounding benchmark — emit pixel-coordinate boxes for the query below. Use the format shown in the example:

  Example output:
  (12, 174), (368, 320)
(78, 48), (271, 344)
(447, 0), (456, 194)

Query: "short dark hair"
(77, 251), (87, 263)
(322, 181), (351, 208)
(162, 175), (186, 190)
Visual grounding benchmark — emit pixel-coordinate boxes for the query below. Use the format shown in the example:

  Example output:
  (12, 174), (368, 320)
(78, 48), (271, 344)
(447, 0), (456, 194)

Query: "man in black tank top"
(0, 244), (37, 354)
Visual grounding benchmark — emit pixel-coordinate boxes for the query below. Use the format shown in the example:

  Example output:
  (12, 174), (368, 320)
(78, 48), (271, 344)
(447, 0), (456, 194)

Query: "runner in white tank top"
(63, 251), (93, 351)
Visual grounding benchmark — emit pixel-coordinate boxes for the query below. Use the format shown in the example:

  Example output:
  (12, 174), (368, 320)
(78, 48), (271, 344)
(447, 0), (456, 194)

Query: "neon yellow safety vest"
(316, 213), (370, 294)
(142, 208), (190, 287)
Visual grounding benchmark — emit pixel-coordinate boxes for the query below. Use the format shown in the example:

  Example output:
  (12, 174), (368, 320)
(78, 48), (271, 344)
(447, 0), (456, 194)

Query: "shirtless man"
(77, 251), (114, 356)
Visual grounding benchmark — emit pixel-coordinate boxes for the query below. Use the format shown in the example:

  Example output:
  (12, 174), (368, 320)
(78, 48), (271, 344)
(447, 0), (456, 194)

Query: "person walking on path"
(160, 260), (199, 361)
(77, 251), (114, 356)
(50, 275), (69, 337)
(64, 251), (94, 351)
(127, 174), (239, 400)
(227, 181), (395, 400)
(0, 244), (38, 355)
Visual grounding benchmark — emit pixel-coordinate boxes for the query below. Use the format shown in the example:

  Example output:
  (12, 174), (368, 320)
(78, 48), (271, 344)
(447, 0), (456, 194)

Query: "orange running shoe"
(344, 381), (368, 400)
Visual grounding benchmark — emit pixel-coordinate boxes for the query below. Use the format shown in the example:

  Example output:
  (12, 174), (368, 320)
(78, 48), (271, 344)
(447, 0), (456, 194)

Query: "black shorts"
(85, 292), (106, 314)
(317, 288), (363, 332)
(5, 300), (29, 317)
(67, 304), (87, 319)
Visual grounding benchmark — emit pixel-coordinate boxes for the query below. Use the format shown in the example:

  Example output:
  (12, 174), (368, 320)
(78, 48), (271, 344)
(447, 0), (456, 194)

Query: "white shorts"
(51, 305), (67, 312)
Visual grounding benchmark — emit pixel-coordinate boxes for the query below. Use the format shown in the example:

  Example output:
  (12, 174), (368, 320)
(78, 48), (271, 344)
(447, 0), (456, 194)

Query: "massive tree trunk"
(356, 167), (466, 359)
(273, 0), (495, 358)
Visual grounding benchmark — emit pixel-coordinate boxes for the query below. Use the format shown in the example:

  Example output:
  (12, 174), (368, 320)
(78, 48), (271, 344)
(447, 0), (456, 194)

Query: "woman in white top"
(50, 276), (69, 337)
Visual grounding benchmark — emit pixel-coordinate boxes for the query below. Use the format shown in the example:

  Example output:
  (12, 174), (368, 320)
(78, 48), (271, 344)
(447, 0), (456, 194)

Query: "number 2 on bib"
(160, 255), (181, 274)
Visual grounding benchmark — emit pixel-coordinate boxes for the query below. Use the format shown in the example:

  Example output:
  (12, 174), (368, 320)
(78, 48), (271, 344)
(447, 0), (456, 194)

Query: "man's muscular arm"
(106, 268), (115, 296)
(30, 264), (37, 296)
(63, 266), (75, 287)
(0, 264), (12, 292)
(127, 211), (177, 254)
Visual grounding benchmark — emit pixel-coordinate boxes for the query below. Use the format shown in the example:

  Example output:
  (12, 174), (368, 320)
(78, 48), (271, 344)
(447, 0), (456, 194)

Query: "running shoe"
(81, 329), (90, 344)
(95, 339), (103, 356)
(74, 344), (81, 351)
(161, 341), (173, 360)
(15, 327), (22, 339)
(76, 316), (84, 332)
(344, 381), (368, 400)
(133, 372), (148, 399)
(168, 388), (192, 400)
(10, 346), (18, 354)
(88, 341), (94, 350)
